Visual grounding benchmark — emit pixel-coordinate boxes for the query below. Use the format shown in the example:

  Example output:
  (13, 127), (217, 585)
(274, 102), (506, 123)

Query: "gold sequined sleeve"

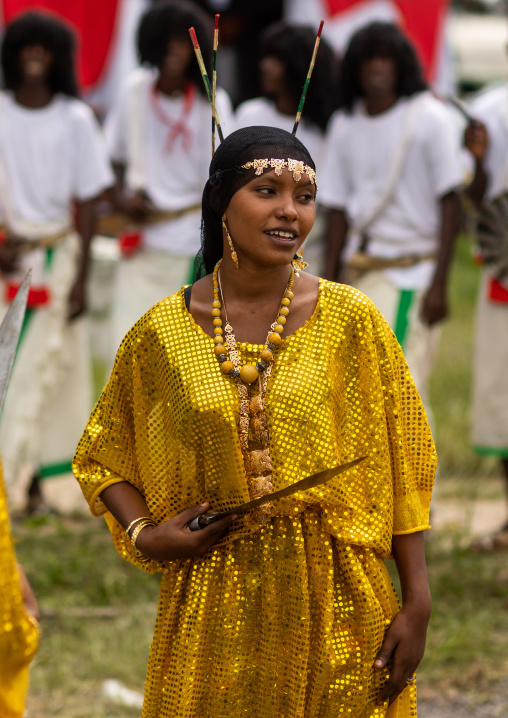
(0, 464), (39, 718)
(73, 326), (163, 573)
(369, 301), (436, 535)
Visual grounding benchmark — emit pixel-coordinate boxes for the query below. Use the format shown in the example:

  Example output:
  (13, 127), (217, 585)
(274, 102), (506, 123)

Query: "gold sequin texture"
(73, 280), (436, 718)
(0, 464), (39, 717)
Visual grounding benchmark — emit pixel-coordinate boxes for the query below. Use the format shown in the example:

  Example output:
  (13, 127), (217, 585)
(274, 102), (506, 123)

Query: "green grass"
(15, 518), (159, 717)
(10, 239), (508, 714)
(422, 540), (508, 691)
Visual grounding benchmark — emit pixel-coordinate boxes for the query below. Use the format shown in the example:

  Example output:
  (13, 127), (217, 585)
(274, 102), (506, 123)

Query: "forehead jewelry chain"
(211, 259), (295, 384)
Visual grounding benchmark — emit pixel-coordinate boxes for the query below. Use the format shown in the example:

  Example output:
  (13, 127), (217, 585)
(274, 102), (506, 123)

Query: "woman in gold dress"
(73, 126), (435, 717)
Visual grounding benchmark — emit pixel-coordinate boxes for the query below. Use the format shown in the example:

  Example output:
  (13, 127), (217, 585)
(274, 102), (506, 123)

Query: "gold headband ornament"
(241, 159), (317, 188)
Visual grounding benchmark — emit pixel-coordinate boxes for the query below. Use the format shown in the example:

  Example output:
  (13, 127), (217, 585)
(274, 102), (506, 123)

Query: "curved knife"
(188, 455), (367, 531)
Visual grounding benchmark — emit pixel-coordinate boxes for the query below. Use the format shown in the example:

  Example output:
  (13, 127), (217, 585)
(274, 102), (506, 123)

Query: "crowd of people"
(1, 1), (507, 717)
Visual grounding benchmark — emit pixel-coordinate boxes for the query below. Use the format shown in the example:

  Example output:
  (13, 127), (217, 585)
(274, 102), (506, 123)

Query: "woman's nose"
(274, 194), (298, 221)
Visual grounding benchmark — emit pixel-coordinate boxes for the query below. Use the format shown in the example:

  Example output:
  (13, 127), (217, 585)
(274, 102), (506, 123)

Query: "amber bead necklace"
(212, 259), (295, 384)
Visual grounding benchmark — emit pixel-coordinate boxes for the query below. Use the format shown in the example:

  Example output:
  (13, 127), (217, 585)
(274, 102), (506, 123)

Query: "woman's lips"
(264, 230), (297, 244)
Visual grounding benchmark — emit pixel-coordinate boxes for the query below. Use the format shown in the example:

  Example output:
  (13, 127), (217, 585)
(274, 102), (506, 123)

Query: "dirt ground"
(418, 684), (508, 718)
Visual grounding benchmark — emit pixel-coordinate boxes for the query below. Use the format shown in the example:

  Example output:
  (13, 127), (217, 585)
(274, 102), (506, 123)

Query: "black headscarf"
(194, 126), (316, 279)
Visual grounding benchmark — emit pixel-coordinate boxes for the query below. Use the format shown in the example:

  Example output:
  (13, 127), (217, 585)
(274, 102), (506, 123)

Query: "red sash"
(118, 230), (143, 257)
(0, 232), (51, 307)
(488, 277), (508, 304)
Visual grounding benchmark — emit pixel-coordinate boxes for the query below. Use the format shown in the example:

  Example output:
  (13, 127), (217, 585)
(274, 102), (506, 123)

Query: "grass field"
(12, 238), (508, 716)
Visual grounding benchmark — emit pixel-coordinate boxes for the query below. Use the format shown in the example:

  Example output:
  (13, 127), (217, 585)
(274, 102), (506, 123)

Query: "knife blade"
(0, 271), (31, 418)
(188, 455), (366, 531)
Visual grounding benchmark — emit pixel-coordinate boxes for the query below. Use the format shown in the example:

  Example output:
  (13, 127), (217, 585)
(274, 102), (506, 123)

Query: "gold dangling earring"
(222, 218), (239, 269)
(292, 246), (308, 275)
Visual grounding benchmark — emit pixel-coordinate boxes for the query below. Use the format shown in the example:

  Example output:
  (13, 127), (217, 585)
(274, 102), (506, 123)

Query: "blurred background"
(1, 1), (508, 717)
(1, 0), (507, 110)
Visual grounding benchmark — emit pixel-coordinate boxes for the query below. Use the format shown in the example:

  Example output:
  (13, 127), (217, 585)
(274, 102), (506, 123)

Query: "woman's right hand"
(135, 503), (237, 562)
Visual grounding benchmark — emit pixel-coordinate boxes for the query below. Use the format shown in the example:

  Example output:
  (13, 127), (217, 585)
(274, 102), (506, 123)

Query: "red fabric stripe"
(5, 283), (50, 307)
(322, 0), (449, 81)
(1, 0), (122, 89)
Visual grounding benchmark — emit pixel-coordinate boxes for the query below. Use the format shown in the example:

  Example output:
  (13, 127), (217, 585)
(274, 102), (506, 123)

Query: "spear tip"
(318, 20), (324, 37)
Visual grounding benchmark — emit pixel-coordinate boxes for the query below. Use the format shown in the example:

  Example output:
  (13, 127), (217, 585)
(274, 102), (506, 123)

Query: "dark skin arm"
(68, 198), (97, 321)
(375, 531), (432, 706)
(323, 207), (349, 282)
(464, 120), (489, 207)
(420, 190), (460, 326)
(100, 481), (237, 562)
(111, 161), (156, 222)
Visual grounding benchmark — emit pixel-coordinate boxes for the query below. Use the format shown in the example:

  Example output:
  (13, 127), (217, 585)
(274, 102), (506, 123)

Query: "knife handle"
(188, 511), (225, 532)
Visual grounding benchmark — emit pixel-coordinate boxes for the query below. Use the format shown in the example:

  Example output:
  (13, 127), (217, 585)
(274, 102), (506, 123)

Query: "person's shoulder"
(470, 83), (507, 114)
(147, 287), (187, 321)
(320, 281), (396, 349)
(0, 90), (15, 113)
(120, 288), (187, 346)
(124, 66), (154, 91)
(112, 66), (154, 108)
(59, 95), (101, 131)
(415, 91), (454, 124)
(320, 279), (378, 319)
(324, 109), (351, 142)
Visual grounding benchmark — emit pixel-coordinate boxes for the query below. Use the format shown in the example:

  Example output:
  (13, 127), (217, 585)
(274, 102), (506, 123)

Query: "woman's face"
(18, 44), (53, 83)
(223, 166), (316, 268)
(159, 35), (193, 82)
(259, 55), (286, 97)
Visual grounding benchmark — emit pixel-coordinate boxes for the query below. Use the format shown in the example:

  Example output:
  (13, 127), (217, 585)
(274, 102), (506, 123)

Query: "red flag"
(395, 0), (448, 80)
(1, 0), (122, 90)
(322, 0), (449, 81)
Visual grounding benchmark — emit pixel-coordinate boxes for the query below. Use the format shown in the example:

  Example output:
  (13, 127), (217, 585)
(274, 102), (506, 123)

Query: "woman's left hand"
(374, 603), (430, 706)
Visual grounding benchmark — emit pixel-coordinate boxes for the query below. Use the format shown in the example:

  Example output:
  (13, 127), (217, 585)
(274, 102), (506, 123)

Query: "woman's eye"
(257, 187), (276, 195)
(299, 193), (314, 201)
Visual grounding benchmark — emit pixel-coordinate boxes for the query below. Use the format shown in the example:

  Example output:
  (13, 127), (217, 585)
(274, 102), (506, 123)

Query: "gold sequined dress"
(0, 464), (39, 718)
(73, 280), (435, 718)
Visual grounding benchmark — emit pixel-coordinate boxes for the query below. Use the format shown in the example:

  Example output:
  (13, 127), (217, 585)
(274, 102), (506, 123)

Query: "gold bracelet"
(125, 516), (153, 537)
(130, 519), (156, 550)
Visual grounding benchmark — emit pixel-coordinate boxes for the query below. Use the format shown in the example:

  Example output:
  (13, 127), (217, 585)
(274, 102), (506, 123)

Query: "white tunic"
(319, 93), (464, 289)
(0, 91), (113, 225)
(234, 97), (324, 169)
(105, 68), (233, 255)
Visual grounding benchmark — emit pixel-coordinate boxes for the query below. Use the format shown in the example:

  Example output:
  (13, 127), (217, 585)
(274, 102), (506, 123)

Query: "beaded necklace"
(211, 259), (295, 384)
(211, 259), (296, 523)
